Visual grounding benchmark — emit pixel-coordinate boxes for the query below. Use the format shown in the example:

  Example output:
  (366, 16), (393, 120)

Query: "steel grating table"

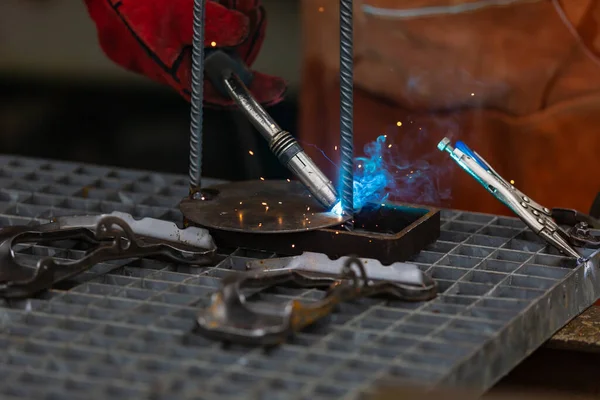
(0, 154), (599, 400)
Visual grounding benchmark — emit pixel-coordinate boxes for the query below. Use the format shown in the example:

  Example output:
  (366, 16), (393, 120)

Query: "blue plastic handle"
(455, 141), (489, 171)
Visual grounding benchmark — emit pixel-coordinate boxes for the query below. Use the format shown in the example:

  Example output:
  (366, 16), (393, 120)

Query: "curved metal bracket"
(196, 256), (437, 346)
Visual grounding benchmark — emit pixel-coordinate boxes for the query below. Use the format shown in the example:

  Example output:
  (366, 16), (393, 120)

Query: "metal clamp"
(195, 255), (437, 346)
(0, 212), (217, 298)
(46, 211), (217, 250)
(246, 252), (432, 293)
(439, 137), (599, 260)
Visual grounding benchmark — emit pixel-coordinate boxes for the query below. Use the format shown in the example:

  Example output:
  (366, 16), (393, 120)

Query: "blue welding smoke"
(331, 135), (392, 214)
(329, 131), (452, 215)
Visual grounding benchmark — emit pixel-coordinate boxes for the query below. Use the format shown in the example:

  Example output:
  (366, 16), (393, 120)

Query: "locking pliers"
(438, 137), (600, 261)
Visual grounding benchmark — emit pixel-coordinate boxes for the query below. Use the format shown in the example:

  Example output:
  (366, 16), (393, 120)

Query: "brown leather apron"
(300, 0), (600, 215)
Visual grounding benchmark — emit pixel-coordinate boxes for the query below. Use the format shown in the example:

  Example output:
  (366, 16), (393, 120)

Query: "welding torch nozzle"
(204, 50), (339, 210)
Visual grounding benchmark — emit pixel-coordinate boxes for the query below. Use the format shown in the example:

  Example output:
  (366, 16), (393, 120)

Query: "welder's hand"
(84, 0), (286, 108)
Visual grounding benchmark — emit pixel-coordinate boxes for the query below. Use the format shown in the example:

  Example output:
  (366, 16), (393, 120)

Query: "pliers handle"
(438, 137), (599, 260)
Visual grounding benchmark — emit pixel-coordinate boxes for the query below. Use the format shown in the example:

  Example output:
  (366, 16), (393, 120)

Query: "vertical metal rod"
(339, 0), (354, 228)
(188, 0), (207, 193)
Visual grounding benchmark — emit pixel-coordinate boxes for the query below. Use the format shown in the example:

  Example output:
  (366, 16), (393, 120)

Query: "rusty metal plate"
(180, 180), (348, 234)
(200, 202), (441, 264)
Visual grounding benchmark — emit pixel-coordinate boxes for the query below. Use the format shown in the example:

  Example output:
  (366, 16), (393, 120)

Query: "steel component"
(196, 201), (440, 264)
(566, 223), (600, 249)
(4, 156), (600, 399)
(47, 211), (216, 250)
(550, 208), (600, 230)
(439, 137), (584, 260)
(0, 213), (216, 298)
(339, 0), (355, 226)
(188, 0), (207, 192)
(246, 252), (432, 287)
(196, 256), (437, 346)
(180, 180), (348, 234)
(548, 208), (600, 248)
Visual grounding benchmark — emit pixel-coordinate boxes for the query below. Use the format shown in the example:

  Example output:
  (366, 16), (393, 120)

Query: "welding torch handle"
(222, 72), (281, 141)
(222, 73), (302, 165)
(210, 53), (339, 210)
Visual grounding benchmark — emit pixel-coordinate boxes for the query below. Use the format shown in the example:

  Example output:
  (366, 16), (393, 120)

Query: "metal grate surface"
(0, 154), (599, 400)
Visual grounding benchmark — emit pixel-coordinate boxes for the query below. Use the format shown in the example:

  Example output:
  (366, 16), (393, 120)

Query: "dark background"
(0, 0), (300, 181)
(0, 75), (296, 181)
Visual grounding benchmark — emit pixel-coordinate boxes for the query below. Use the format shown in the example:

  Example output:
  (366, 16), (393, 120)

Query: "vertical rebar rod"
(339, 0), (354, 228)
(188, 0), (207, 192)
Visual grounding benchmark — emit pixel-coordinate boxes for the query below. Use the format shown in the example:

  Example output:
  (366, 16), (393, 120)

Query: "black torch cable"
(339, 0), (354, 228)
(188, 0), (207, 193)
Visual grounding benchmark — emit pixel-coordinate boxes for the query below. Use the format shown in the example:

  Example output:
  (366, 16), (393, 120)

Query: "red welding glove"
(84, 0), (286, 108)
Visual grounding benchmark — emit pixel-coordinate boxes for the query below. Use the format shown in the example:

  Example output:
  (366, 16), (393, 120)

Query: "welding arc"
(188, 0), (207, 192)
(339, 0), (355, 228)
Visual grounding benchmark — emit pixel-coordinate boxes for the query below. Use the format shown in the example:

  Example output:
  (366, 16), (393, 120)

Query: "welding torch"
(204, 50), (339, 210)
